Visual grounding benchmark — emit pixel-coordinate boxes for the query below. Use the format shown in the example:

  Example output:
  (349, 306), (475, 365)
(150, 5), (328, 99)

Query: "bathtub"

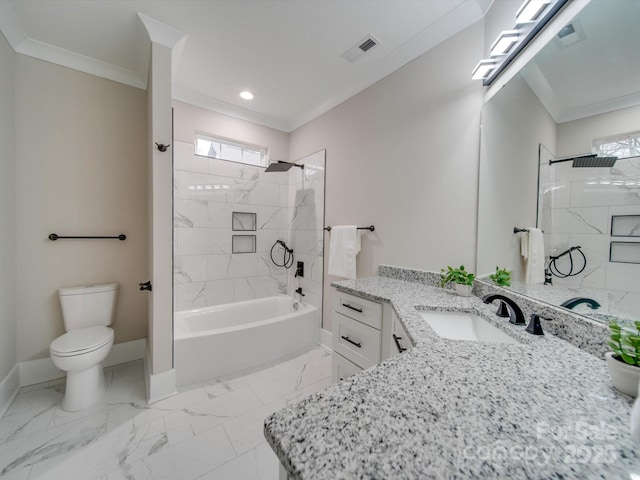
(174, 296), (319, 387)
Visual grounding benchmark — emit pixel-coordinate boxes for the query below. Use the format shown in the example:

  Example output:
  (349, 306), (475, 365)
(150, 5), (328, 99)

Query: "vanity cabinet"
(331, 290), (412, 383)
(331, 292), (383, 382)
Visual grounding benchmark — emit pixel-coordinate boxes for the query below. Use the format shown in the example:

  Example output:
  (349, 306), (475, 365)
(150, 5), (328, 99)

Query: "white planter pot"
(605, 352), (640, 397)
(454, 283), (473, 297)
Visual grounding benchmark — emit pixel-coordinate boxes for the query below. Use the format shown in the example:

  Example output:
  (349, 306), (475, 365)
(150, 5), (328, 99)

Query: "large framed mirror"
(476, 0), (640, 324)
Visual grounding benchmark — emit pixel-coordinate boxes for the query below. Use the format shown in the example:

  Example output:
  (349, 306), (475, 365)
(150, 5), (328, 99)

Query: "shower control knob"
(139, 281), (152, 292)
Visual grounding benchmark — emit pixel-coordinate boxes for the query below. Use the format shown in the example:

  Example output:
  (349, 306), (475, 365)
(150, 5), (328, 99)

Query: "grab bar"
(49, 233), (126, 241)
(324, 225), (375, 232)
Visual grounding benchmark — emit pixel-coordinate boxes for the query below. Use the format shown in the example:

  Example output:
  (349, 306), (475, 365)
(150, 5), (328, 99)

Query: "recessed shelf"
(232, 235), (256, 254)
(611, 215), (640, 237)
(610, 241), (640, 264)
(232, 212), (257, 231)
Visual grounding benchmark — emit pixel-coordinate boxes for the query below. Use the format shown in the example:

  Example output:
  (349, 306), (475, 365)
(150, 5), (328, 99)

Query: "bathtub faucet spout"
(295, 287), (305, 299)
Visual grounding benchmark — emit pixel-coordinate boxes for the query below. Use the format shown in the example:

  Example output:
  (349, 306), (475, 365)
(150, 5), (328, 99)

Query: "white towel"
(328, 226), (361, 280)
(521, 227), (545, 284)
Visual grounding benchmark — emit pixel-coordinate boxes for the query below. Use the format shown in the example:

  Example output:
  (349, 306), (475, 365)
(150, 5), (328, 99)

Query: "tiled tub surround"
(173, 142), (325, 315)
(174, 140), (289, 310)
(539, 156), (640, 319)
(265, 274), (639, 479)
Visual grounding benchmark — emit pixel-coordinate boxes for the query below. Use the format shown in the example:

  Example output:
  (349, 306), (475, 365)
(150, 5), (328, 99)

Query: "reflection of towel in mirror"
(521, 228), (545, 284)
(328, 226), (361, 280)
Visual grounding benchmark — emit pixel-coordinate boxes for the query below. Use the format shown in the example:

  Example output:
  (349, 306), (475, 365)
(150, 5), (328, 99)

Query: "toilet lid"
(50, 326), (114, 356)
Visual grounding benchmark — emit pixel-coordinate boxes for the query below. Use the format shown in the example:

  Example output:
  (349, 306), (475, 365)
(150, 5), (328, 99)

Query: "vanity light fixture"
(490, 30), (520, 56)
(472, 0), (569, 85)
(471, 60), (496, 80)
(516, 0), (552, 24)
(239, 90), (254, 100)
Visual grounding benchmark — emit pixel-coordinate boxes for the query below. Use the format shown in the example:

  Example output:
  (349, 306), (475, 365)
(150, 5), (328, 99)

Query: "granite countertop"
(264, 276), (640, 479)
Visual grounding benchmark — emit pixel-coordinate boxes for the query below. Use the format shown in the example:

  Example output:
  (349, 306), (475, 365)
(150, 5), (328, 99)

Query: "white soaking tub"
(174, 296), (319, 386)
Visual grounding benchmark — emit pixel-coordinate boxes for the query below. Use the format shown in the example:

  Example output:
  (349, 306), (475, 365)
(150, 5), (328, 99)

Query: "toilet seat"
(50, 326), (114, 357)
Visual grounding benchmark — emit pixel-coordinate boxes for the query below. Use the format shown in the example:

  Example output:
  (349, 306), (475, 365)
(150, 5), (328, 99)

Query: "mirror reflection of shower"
(537, 143), (640, 322)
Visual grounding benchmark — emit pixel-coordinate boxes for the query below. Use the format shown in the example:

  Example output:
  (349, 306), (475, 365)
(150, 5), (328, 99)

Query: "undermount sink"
(420, 310), (520, 345)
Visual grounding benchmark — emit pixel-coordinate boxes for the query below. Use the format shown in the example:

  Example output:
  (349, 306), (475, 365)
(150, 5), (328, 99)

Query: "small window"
(593, 130), (640, 159)
(195, 133), (267, 167)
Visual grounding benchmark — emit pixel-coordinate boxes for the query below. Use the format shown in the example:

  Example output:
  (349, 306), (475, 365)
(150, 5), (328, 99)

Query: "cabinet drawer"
(334, 292), (382, 329)
(331, 353), (363, 383)
(333, 312), (381, 369)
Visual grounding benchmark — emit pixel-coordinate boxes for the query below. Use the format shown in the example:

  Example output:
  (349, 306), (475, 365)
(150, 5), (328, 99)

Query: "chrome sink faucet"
(482, 294), (525, 325)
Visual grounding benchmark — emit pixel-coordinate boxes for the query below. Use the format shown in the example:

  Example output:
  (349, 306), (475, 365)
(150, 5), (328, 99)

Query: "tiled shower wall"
(539, 156), (640, 318)
(173, 141), (325, 315)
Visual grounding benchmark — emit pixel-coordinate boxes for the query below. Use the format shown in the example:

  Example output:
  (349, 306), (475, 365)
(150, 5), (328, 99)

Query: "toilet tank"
(58, 283), (119, 331)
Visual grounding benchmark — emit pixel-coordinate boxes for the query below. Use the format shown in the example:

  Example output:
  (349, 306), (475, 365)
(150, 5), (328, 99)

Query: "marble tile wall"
(174, 142), (325, 313)
(287, 150), (326, 320)
(539, 156), (640, 319)
(174, 141), (289, 311)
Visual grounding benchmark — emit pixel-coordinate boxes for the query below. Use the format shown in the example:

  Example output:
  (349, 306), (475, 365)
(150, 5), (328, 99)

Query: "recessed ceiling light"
(239, 91), (254, 100)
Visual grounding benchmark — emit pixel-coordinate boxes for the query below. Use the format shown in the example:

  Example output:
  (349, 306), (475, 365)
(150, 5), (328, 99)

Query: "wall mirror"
(476, 0), (640, 324)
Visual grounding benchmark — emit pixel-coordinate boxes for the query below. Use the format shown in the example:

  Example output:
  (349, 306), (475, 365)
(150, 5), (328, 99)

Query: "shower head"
(549, 154), (617, 168)
(572, 156), (617, 168)
(264, 161), (304, 173)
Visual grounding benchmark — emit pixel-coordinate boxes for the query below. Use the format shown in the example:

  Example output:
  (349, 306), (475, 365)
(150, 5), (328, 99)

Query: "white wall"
(476, 74), (557, 280)
(173, 101), (289, 159)
(0, 32), (17, 380)
(289, 21), (485, 330)
(14, 55), (148, 362)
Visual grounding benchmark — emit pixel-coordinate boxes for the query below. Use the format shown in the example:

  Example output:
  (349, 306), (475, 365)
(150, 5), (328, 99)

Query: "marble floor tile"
(0, 346), (330, 480)
(107, 425), (236, 480)
(197, 442), (280, 480)
(223, 398), (286, 456)
(250, 361), (327, 404)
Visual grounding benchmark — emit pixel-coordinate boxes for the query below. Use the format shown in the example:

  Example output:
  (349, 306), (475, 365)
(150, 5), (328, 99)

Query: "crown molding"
(173, 84), (291, 133)
(137, 13), (186, 49)
(0, 1), (146, 89)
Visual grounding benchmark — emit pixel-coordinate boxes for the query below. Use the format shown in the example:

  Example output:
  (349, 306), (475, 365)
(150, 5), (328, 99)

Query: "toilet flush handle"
(139, 281), (152, 292)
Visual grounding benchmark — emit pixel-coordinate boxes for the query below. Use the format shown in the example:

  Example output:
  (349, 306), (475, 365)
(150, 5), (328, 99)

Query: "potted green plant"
(440, 265), (475, 297)
(606, 320), (640, 397)
(489, 266), (511, 287)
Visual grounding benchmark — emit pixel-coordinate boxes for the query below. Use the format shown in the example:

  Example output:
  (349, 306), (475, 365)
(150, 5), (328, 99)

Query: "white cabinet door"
(390, 311), (413, 356)
(332, 353), (363, 383)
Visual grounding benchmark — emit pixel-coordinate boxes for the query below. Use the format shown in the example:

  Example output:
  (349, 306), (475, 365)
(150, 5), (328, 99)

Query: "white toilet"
(50, 283), (118, 411)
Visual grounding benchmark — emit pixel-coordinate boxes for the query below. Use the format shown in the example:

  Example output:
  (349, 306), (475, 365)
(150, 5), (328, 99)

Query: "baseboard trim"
(19, 338), (146, 387)
(320, 329), (332, 350)
(144, 346), (177, 404)
(0, 364), (20, 419)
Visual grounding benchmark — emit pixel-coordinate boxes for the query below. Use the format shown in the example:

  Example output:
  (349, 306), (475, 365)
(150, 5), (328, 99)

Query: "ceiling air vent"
(341, 34), (381, 64)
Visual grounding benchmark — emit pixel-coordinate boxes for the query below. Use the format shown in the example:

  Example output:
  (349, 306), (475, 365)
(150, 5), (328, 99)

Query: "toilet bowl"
(50, 283), (118, 412)
(50, 326), (114, 411)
